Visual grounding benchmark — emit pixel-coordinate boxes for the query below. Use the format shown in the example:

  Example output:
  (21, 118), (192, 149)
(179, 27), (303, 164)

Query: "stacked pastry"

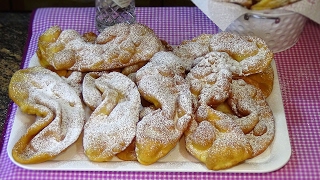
(8, 23), (275, 170)
(9, 23), (166, 164)
(173, 32), (275, 170)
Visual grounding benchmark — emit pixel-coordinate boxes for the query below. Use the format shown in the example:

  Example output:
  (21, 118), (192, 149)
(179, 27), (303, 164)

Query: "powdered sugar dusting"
(83, 72), (141, 161)
(135, 51), (193, 165)
(185, 105), (253, 170)
(186, 52), (233, 107)
(37, 24), (165, 72)
(82, 72), (107, 110)
(9, 66), (85, 163)
(210, 32), (273, 76)
(229, 79), (275, 157)
(10, 27), (277, 170)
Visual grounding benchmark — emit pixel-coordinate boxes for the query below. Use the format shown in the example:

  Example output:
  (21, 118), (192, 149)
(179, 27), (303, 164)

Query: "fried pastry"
(116, 138), (137, 161)
(9, 66), (85, 164)
(135, 51), (193, 165)
(83, 72), (141, 161)
(173, 34), (213, 63)
(173, 32), (273, 77)
(234, 64), (274, 98)
(251, 0), (300, 10)
(82, 72), (107, 111)
(37, 23), (165, 72)
(184, 47), (274, 169)
(60, 70), (83, 97)
(212, 0), (253, 8)
(184, 51), (253, 170)
(228, 79), (275, 157)
(211, 0), (299, 9)
(210, 32), (273, 76)
(186, 52), (233, 107)
(11, 24), (277, 170)
(185, 105), (253, 170)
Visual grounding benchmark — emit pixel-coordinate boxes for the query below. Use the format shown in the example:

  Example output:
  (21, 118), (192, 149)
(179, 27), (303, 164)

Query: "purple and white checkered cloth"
(1, 7), (320, 180)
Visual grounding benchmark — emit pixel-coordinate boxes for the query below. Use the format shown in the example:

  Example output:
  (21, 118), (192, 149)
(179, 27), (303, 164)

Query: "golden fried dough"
(9, 66), (85, 164)
(10, 22), (277, 170)
(173, 32), (273, 77)
(211, 0), (300, 9)
(135, 51), (193, 165)
(234, 64), (274, 98)
(184, 46), (274, 169)
(37, 23), (165, 72)
(173, 34), (213, 62)
(186, 52), (233, 107)
(210, 32), (273, 76)
(116, 138), (137, 161)
(213, 0), (253, 8)
(83, 72), (141, 161)
(184, 51), (253, 170)
(185, 106), (253, 170)
(228, 79), (275, 157)
(82, 72), (107, 111)
(251, 0), (300, 10)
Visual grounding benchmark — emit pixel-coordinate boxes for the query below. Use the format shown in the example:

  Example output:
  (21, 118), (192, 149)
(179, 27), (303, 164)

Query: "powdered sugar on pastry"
(135, 51), (193, 165)
(228, 79), (275, 157)
(13, 25), (277, 170)
(37, 24), (165, 72)
(234, 64), (274, 98)
(185, 105), (253, 170)
(82, 71), (108, 111)
(210, 32), (273, 76)
(9, 66), (85, 164)
(186, 52), (233, 107)
(83, 72), (141, 162)
(173, 34), (213, 66)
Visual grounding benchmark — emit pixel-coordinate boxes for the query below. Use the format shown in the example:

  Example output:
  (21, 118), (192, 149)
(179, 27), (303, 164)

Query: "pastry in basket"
(36, 23), (165, 72)
(83, 72), (141, 162)
(210, 0), (300, 9)
(212, 0), (253, 8)
(135, 51), (193, 165)
(251, 0), (301, 10)
(185, 106), (253, 170)
(8, 66), (85, 164)
(210, 32), (273, 76)
(228, 79), (275, 157)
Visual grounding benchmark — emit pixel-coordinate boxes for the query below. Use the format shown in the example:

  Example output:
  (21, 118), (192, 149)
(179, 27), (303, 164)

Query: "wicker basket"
(225, 9), (307, 53)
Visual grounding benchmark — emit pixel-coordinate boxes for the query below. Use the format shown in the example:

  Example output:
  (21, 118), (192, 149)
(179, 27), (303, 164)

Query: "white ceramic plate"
(7, 54), (291, 172)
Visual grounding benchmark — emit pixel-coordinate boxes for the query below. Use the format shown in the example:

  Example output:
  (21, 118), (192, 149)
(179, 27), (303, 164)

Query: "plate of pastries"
(7, 23), (291, 172)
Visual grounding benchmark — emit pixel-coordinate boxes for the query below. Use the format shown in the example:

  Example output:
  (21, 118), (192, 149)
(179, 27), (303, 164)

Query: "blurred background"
(0, 0), (195, 11)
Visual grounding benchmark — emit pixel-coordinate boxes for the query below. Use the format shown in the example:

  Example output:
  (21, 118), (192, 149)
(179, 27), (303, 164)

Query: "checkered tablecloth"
(1, 7), (319, 180)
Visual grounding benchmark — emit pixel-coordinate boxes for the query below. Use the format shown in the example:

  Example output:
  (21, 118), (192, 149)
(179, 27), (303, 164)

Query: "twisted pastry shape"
(37, 23), (164, 72)
(83, 72), (141, 161)
(135, 51), (193, 165)
(9, 66), (85, 164)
